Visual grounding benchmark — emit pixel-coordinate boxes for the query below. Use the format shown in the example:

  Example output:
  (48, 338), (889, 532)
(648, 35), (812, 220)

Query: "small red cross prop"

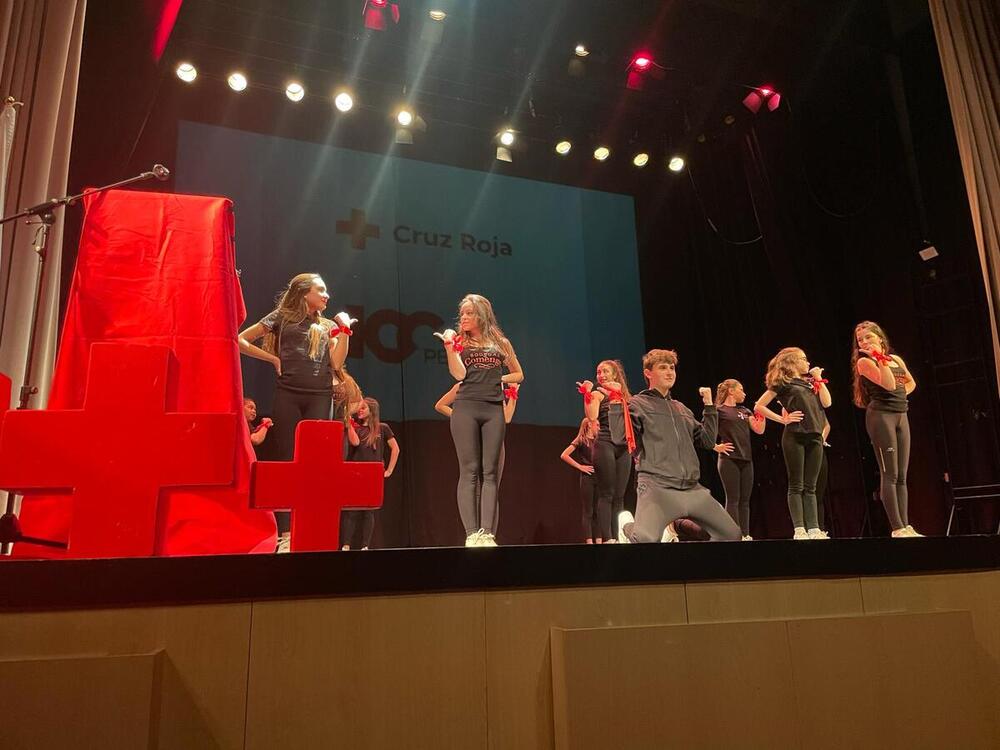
(0, 344), (236, 558)
(251, 420), (384, 552)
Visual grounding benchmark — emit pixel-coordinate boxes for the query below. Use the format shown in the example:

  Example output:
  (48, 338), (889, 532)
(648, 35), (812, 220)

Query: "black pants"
(865, 409), (911, 530)
(781, 429), (823, 530)
(593, 438), (631, 537)
(718, 457), (753, 536)
(580, 475), (607, 540)
(451, 399), (505, 535)
(271, 386), (333, 534)
(816, 449), (829, 532)
(473, 444), (505, 534)
(340, 510), (375, 549)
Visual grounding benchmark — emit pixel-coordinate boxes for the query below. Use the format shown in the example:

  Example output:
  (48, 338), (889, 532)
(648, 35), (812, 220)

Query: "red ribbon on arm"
(809, 377), (829, 395)
(451, 336), (464, 354)
(870, 351), (892, 366)
(753, 411), (764, 422)
(577, 384), (593, 405)
(503, 385), (518, 401)
(329, 325), (353, 337)
(350, 418), (362, 430)
(253, 417), (273, 433)
(606, 389), (636, 453)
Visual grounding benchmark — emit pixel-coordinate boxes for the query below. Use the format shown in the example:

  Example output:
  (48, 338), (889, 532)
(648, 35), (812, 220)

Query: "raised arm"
(857, 355), (896, 392)
(693, 387), (718, 450)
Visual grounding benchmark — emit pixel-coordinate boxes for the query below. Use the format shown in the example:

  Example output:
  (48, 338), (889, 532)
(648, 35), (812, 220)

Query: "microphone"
(152, 164), (171, 181)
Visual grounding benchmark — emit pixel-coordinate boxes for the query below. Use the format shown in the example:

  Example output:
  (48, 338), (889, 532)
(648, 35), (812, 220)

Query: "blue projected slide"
(176, 121), (645, 425)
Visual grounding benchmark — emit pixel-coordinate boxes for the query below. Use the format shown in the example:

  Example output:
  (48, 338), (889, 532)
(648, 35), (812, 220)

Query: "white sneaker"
(660, 523), (679, 543)
(891, 528), (910, 538)
(276, 533), (291, 554)
(807, 528), (829, 540)
(465, 530), (483, 547)
(617, 511), (635, 544)
(741, 535), (753, 541)
(905, 525), (924, 537)
(792, 527), (809, 540)
(479, 532), (498, 547)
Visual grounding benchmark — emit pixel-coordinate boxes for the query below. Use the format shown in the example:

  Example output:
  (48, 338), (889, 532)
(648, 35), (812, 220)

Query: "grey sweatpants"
(624, 474), (740, 542)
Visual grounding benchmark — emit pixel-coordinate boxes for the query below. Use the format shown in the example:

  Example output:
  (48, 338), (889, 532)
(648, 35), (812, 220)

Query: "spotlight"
(397, 109), (413, 127)
(334, 91), (354, 112)
(496, 147), (512, 163)
(429, 9), (447, 21)
(364, 0), (400, 31)
(668, 156), (685, 172)
(574, 44), (589, 57)
(176, 62), (197, 82)
(632, 55), (652, 71)
(555, 140), (572, 155)
(593, 146), (610, 162)
(626, 51), (658, 91)
(632, 152), (649, 168)
(723, 114), (736, 125)
(227, 72), (248, 92)
(499, 129), (515, 147)
(742, 85), (781, 114)
(285, 82), (305, 102)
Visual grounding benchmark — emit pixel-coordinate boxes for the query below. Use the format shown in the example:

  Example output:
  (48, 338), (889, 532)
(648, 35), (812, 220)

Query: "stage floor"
(3, 534), (1000, 611)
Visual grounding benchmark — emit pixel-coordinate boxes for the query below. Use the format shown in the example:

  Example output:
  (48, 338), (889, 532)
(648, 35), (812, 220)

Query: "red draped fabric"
(13, 189), (276, 557)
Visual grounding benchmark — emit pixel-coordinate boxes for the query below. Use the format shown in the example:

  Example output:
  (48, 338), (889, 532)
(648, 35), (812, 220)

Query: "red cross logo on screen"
(336, 208), (380, 249)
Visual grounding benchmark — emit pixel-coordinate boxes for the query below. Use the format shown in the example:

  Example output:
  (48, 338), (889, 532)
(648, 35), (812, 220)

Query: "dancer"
(560, 418), (602, 543)
(243, 397), (273, 449)
(435, 294), (523, 547)
(754, 347), (831, 540)
(238, 272), (355, 552)
(340, 397), (399, 550)
(852, 321), (921, 537)
(714, 379), (765, 540)
(577, 359), (634, 540)
(613, 349), (741, 543)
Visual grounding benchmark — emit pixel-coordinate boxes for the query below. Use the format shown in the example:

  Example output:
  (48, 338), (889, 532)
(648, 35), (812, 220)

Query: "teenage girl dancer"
(576, 359), (633, 540)
(852, 321), (921, 537)
(238, 272), (355, 551)
(754, 347), (831, 540)
(714, 379), (766, 540)
(560, 418), (601, 543)
(340, 397), (400, 550)
(435, 294), (523, 547)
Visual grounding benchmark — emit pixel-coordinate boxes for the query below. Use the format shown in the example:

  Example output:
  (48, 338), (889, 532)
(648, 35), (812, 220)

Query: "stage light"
(429, 9), (447, 21)
(397, 109), (413, 127)
(668, 156), (685, 172)
(365, 0), (400, 31)
(632, 152), (649, 168)
(555, 140), (572, 155)
(575, 44), (589, 57)
(626, 51), (657, 91)
(593, 146), (610, 161)
(723, 114), (736, 125)
(371, 0), (386, 6)
(334, 91), (354, 112)
(632, 55), (652, 71)
(285, 82), (305, 101)
(742, 85), (781, 114)
(499, 129), (515, 147)
(227, 72), (248, 92)
(176, 62), (197, 82)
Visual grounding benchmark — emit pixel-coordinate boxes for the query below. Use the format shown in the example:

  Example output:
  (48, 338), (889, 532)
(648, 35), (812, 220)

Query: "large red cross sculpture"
(251, 420), (384, 552)
(0, 344), (236, 558)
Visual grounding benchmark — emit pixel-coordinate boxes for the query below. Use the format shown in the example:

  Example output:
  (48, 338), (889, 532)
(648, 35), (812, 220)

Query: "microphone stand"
(0, 165), (170, 552)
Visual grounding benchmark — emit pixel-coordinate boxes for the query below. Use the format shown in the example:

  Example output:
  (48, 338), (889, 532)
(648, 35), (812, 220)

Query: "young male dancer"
(613, 349), (741, 543)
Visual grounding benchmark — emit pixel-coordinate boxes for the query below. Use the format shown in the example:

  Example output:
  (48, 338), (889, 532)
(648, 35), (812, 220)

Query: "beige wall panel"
(0, 653), (158, 750)
(0, 604), (252, 750)
(686, 577), (864, 623)
(551, 620), (799, 750)
(484, 584), (686, 750)
(245, 592), (487, 750)
(787, 611), (998, 749)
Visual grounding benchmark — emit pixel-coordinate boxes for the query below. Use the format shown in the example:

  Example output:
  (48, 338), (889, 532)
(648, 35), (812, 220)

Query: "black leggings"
(593, 438), (631, 536)
(580, 475), (607, 540)
(271, 387), (333, 534)
(718, 457), (753, 536)
(473, 445), (505, 534)
(865, 409), (911, 530)
(816, 449), (829, 532)
(450, 399), (505, 535)
(781, 429), (823, 530)
(340, 510), (375, 549)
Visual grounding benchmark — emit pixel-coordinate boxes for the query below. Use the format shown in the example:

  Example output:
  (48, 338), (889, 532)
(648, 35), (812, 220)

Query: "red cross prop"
(0, 344), (236, 558)
(251, 420), (384, 552)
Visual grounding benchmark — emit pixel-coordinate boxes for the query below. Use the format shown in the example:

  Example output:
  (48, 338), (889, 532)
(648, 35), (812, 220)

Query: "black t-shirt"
(348, 422), (394, 465)
(597, 398), (612, 442)
(773, 379), (827, 435)
(717, 405), (753, 461)
(570, 438), (594, 467)
(455, 345), (505, 403)
(260, 310), (333, 395)
(861, 355), (908, 413)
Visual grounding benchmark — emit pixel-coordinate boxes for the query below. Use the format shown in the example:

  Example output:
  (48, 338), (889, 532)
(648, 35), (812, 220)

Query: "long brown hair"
(765, 347), (804, 389)
(359, 397), (382, 450)
(597, 359), (632, 399)
(332, 366), (362, 422)
(715, 378), (741, 406)
(573, 417), (598, 448)
(851, 321), (892, 408)
(455, 293), (514, 360)
(262, 273), (333, 359)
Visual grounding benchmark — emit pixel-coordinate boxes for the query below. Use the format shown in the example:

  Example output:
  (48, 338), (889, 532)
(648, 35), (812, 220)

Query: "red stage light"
(364, 0), (400, 30)
(633, 55), (652, 70)
(371, 0), (387, 5)
(742, 85), (781, 114)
